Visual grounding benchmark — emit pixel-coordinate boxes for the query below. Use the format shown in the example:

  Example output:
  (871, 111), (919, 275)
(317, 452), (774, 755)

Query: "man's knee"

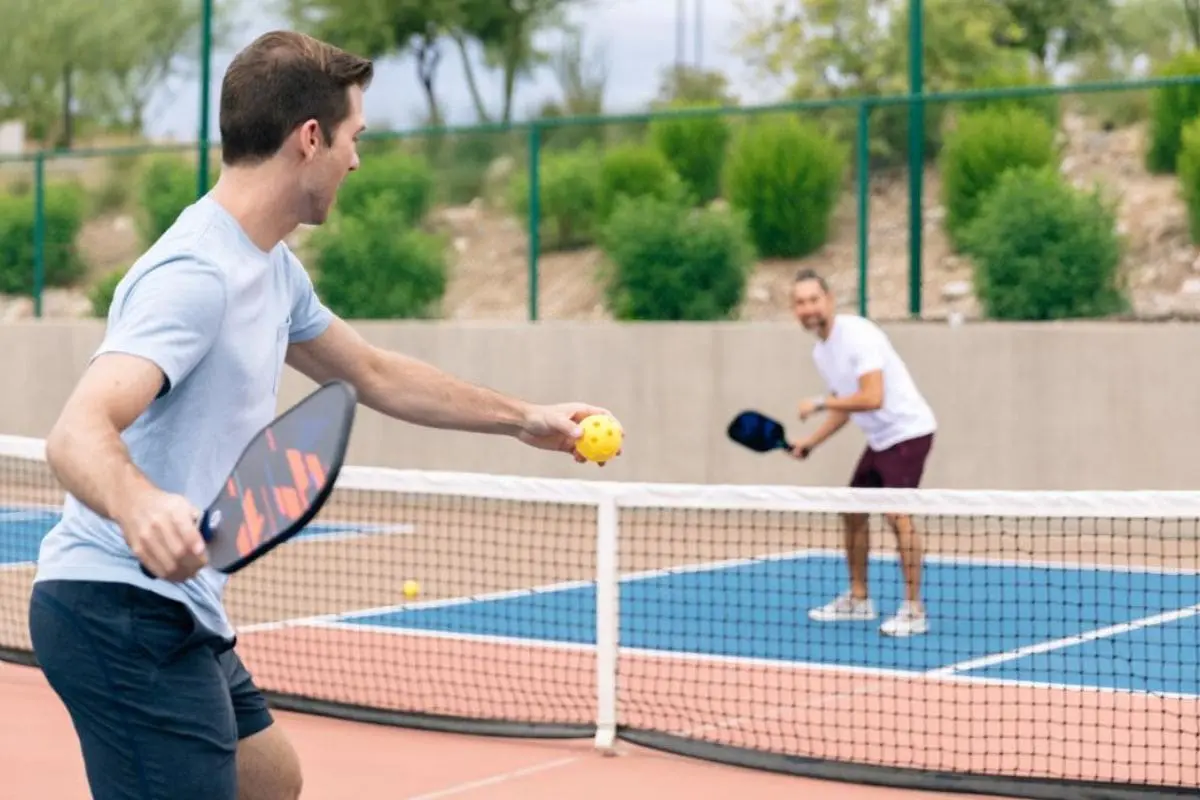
(842, 512), (869, 530)
(237, 725), (303, 800)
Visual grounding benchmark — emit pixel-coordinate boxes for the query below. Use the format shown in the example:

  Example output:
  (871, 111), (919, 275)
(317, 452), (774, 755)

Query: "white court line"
(238, 543), (1200, 636)
(236, 548), (818, 635)
(669, 606), (1200, 740)
(0, 509), (60, 522)
(927, 602), (1200, 676)
(236, 545), (1200, 698)
(275, 616), (1200, 701)
(406, 756), (580, 799)
(293, 522), (415, 544)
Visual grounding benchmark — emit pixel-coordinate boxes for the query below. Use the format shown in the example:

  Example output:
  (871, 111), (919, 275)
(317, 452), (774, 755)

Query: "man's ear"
(295, 119), (323, 161)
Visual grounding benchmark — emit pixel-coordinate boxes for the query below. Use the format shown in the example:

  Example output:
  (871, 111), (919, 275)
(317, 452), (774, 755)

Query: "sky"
(145, 0), (792, 142)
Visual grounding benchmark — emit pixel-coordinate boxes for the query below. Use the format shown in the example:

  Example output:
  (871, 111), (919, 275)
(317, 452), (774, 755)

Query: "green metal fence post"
(197, 0), (214, 198)
(527, 123), (541, 322)
(907, 0), (924, 318)
(33, 151), (46, 319)
(856, 102), (870, 318)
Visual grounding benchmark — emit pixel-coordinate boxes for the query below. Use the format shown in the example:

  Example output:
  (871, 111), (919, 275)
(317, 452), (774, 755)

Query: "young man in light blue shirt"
(29, 30), (621, 800)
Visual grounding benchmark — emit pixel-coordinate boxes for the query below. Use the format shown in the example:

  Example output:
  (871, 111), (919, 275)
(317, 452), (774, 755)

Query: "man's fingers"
(177, 509), (207, 556)
(136, 530), (176, 580)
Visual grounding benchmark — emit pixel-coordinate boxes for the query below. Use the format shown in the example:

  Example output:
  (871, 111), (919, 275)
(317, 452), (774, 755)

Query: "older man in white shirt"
(789, 269), (937, 637)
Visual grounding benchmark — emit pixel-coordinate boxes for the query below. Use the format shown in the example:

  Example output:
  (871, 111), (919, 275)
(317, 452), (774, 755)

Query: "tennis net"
(0, 432), (1196, 799)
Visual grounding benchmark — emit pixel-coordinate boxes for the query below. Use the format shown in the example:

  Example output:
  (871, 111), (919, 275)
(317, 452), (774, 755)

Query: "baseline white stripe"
(407, 757), (580, 799)
(928, 603), (1200, 676)
(258, 619), (1200, 701)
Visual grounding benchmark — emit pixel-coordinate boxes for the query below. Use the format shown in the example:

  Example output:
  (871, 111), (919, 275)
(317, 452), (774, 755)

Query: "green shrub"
(0, 182), (88, 294)
(507, 144), (602, 251)
(967, 65), (1060, 128)
(1178, 117), (1200, 242)
(337, 150), (435, 223)
(137, 154), (215, 245)
(961, 165), (1126, 320)
(309, 199), (447, 319)
(597, 143), (684, 222)
(723, 116), (846, 259)
(649, 103), (731, 205)
(599, 193), (756, 321)
(89, 268), (127, 318)
(1146, 51), (1200, 174)
(940, 106), (1058, 247)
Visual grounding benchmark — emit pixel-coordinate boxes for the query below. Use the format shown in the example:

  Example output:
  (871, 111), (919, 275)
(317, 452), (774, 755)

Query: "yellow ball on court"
(576, 414), (623, 463)
(403, 580), (420, 599)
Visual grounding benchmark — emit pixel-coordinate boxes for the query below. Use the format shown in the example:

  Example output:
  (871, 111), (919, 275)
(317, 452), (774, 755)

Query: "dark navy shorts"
(850, 433), (935, 489)
(28, 579), (273, 800)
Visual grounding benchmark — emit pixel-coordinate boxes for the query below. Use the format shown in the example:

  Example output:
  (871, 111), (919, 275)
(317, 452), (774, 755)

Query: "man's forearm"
(45, 417), (156, 524)
(822, 393), (880, 413)
(359, 349), (531, 435)
(805, 409), (850, 449)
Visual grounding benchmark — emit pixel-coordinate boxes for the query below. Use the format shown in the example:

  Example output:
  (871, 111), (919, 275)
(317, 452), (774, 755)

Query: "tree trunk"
(58, 63), (74, 150)
(453, 34), (491, 123)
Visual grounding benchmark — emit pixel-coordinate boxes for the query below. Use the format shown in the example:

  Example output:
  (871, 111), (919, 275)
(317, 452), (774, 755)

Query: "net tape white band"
(3, 434), (1200, 519)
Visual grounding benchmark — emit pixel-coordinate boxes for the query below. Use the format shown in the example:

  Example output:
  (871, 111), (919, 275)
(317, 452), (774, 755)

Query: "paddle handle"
(780, 440), (810, 458)
(137, 509), (217, 579)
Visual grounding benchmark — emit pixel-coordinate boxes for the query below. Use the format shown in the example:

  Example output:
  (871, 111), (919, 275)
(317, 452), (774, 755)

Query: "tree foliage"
(0, 0), (230, 144)
(288, 0), (584, 125)
(285, 0), (449, 124)
(993, 0), (1116, 70)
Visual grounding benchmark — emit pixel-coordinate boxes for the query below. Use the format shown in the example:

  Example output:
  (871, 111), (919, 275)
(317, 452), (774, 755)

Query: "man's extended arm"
(287, 317), (530, 435)
(800, 407), (851, 453)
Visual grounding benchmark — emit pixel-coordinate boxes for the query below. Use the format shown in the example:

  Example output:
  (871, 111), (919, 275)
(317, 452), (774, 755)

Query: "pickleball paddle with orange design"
(139, 379), (357, 578)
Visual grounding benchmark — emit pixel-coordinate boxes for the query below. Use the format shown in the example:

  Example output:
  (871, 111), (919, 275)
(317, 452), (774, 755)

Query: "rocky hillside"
(8, 108), (1200, 323)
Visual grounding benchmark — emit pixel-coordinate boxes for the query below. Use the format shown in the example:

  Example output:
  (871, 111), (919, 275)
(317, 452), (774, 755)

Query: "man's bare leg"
(809, 512), (877, 622)
(845, 511), (871, 600)
(880, 512), (928, 636)
(886, 512), (923, 608)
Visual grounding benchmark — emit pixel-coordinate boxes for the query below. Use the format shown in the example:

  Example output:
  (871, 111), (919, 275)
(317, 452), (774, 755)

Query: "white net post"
(593, 491), (619, 752)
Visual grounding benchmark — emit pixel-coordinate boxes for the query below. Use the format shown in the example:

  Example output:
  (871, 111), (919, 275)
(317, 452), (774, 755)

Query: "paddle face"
(202, 379), (357, 574)
(727, 410), (790, 453)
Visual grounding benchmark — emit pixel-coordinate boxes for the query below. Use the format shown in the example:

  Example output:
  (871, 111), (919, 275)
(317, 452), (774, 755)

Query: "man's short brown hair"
(794, 268), (830, 293)
(219, 30), (374, 166)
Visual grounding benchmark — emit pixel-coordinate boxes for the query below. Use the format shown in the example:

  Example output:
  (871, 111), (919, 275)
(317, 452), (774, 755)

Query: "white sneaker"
(880, 602), (929, 637)
(809, 591), (877, 622)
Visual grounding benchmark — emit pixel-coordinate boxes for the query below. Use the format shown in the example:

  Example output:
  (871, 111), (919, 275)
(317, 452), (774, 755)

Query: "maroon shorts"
(849, 433), (934, 489)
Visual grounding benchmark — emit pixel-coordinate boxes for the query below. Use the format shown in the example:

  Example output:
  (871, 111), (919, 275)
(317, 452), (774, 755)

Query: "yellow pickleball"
(403, 579), (421, 599)
(576, 414), (623, 463)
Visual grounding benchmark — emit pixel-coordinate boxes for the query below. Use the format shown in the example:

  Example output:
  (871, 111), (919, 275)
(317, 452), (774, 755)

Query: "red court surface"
(0, 661), (1008, 799)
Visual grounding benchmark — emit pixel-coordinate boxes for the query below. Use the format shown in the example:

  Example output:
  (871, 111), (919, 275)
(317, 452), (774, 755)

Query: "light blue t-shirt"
(34, 194), (334, 641)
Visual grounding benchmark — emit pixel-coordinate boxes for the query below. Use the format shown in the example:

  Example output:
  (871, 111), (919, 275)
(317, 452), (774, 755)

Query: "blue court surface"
(6, 502), (1197, 698)
(332, 550), (1200, 698)
(0, 504), (410, 566)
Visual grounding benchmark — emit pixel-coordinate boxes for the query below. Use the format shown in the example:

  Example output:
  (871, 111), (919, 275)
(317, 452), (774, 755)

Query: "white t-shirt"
(811, 314), (937, 452)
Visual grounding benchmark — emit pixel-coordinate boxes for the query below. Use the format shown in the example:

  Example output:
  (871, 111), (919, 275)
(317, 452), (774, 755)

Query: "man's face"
(298, 85), (365, 225)
(792, 278), (833, 334)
